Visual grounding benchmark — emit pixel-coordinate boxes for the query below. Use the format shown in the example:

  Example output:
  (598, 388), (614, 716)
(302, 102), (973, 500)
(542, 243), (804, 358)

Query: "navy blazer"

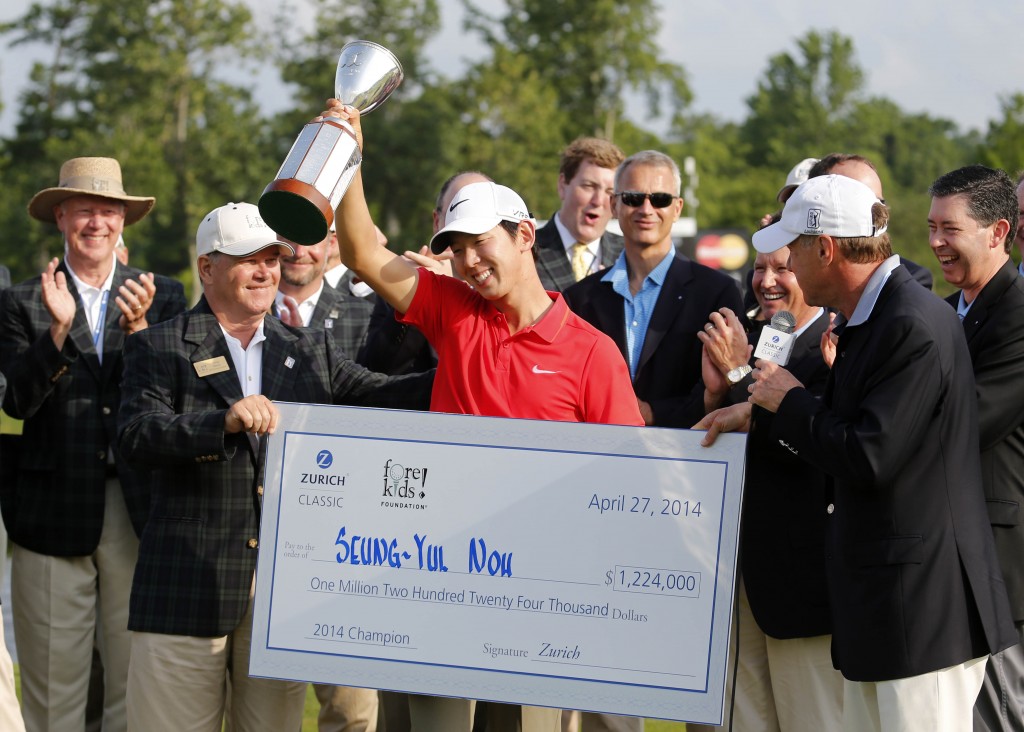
(947, 259), (1024, 620)
(360, 296), (437, 376)
(0, 262), (186, 555)
(563, 253), (743, 428)
(118, 299), (432, 637)
(773, 264), (1016, 681)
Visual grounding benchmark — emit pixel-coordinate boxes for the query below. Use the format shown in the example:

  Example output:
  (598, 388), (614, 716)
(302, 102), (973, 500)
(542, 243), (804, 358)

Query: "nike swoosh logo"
(532, 365), (558, 374)
(449, 199), (469, 213)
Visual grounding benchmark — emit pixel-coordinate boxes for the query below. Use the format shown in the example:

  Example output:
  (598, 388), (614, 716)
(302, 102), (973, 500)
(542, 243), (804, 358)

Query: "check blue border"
(262, 425), (734, 701)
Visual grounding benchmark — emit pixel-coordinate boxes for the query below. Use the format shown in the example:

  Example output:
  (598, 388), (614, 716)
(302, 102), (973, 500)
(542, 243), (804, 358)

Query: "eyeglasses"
(615, 191), (678, 208)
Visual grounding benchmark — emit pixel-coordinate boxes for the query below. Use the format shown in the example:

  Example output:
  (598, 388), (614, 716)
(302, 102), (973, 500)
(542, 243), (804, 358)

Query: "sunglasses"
(615, 191), (678, 208)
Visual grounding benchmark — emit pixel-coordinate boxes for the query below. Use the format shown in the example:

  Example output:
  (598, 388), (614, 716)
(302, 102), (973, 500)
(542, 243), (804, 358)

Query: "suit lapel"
(309, 286), (342, 329)
(59, 262), (102, 379)
(590, 282), (629, 361)
(336, 269), (356, 294)
(637, 257), (690, 375)
(185, 302), (243, 408)
(260, 317), (301, 403)
(787, 310), (829, 383)
(99, 263), (132, 384)
(829, 268), (907, 403)
(959, 260), (1016, 346)
(187, 302), (272, 460)
(534, 222), (576, 292)
(962, 299), (989, 345)
(599, 232), (624, 269)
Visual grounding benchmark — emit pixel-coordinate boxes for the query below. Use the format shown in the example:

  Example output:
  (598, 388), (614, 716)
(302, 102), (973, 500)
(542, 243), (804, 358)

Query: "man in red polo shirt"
(325, 101), (642, 731)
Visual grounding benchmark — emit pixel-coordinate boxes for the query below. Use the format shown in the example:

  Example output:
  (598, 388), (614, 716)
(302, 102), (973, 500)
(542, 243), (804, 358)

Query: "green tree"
(0, 0), (88, 278)
(445, 48), (568, 220)
(275, 0), (440, 117)
(464, 0), (690, 142)
(0, 0), (271, 290)
(669, 112), (775, 235)
(272, 0), (443, 247)
(742, 29), (864, 172)
(843, 97), (970, 195)
(979, 93), (1024, 177)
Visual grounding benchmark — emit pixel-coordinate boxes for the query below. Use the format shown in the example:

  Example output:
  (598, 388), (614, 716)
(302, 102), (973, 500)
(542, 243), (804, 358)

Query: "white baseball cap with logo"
(196, 202), (295, 258)
(753, 175), (887, 254)
(429, 181), (534, 254)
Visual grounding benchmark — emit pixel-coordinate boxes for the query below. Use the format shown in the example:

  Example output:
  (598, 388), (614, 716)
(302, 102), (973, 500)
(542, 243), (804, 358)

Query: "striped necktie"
(571, 242), (590, 281)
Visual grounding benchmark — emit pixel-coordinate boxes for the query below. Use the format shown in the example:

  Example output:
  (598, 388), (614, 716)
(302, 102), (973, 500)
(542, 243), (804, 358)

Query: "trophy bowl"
(259, 41), (404, 245)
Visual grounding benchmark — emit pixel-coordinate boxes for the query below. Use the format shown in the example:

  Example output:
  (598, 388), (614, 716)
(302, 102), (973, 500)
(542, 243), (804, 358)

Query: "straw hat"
(28, 157), (156, 225)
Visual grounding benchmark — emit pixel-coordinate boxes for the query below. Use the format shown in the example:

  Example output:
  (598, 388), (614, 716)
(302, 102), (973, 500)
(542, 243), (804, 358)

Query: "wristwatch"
(726, 364), (753, 385)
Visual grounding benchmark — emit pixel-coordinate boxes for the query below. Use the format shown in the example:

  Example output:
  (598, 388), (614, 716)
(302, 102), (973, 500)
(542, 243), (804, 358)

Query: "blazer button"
(102, 406), (112, 415)
(256, 485), (264, 496)
(826, 503), (835, 514)
(97, 451), (106, 461)
(247, 538), (258, 549)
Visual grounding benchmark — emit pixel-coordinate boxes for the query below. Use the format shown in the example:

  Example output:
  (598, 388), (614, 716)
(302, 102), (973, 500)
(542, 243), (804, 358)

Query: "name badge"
(193, 356), (231, 377)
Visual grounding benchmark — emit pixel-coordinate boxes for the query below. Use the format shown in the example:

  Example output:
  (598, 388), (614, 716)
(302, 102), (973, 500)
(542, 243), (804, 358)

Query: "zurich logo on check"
(532, 365), (559, 374)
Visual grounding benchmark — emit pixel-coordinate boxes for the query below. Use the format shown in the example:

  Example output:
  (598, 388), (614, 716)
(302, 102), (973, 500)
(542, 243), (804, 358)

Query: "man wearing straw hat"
(0, 156), (186, 731)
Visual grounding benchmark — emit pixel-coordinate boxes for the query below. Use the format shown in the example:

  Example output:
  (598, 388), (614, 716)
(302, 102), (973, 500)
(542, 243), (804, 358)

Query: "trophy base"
(259, 179), (331, 246)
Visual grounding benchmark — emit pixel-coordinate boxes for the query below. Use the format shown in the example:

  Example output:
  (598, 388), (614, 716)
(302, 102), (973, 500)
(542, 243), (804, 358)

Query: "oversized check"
(250, 402), (745, 724)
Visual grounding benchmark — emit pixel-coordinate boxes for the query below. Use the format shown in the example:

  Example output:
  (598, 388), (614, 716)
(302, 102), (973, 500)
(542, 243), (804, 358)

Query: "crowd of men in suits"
(0, 101), (1021, 732)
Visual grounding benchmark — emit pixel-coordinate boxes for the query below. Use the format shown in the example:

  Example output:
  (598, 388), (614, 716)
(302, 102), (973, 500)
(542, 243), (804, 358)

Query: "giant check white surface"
(250, 402), (745, 724)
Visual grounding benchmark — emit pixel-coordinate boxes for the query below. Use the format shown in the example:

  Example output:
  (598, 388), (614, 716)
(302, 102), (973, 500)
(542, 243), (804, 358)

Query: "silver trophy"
(259, 40), (404, 245)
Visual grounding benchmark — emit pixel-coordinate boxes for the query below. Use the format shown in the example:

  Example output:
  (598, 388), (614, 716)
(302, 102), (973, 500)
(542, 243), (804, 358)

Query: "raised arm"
(322, 100), (419, 314)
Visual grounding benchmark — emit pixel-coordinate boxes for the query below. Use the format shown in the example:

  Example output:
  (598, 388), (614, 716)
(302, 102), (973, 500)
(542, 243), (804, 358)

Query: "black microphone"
(753, 310), (797, 366)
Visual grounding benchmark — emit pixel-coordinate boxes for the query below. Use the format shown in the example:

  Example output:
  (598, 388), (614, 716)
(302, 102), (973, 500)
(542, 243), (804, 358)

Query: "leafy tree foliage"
(0, 0), (270, 293)
(0, 11), (1020, 295)
(742, 30), (864, 172)
(979, 93), (1024, 178)
(463, 0), (690, 142)
(271, 0), (443, 248)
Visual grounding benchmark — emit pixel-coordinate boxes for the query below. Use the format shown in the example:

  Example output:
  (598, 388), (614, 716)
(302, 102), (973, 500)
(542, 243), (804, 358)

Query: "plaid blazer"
(533, 217), (624, 293)
(0, 262), (186, 555)
(275, 283), (373, 365)
(118, 298), (432, 637)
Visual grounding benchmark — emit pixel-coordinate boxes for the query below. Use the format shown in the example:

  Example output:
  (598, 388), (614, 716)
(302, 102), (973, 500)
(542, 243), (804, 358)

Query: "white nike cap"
(429, 181), (534, 254)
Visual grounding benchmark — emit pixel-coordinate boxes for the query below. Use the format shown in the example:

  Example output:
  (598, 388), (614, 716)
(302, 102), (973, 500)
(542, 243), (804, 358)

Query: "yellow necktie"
(571, 242), (590, 281)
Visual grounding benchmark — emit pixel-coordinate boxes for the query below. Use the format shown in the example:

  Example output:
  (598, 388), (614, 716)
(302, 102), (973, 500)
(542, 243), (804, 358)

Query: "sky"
(1, 0), (1022, 139)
